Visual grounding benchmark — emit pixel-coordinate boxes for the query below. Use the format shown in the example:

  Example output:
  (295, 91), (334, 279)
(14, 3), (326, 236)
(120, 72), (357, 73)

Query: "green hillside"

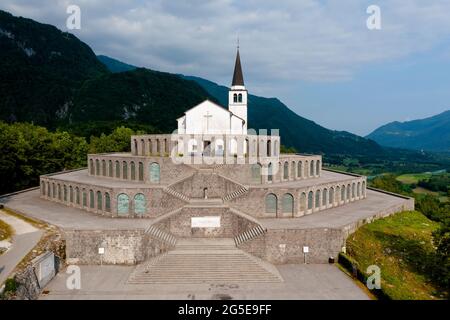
(367, 110), (450, 152)
(0, 10), (107, 127)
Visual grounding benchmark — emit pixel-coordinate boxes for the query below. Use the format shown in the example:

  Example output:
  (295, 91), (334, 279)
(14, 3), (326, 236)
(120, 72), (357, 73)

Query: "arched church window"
(322, 189), (327, 206)
(282, 193), (294, 214)
(134, 193), (146, 215)
(52, 183), (56, 199)
(105, 193), (111, 212)
(266, 140), (271, 156)
(97, 191), (102, 210)
(316, 160), (320, 176)
(347, 184), (351, 200)
(117, 193), (129, 216)
(47, 182), (50, 197)
(283, 162), (289, 180)
(308, 191), (313, 210)
(291, 161), (295, 179)
(352, 183), (356, 198)
(233, 93), (237, 103)
(310, 160), (315, 176)
(69, 186), (73, 203)
(305, 161), (309, 177)
(238, 93), (242, 102)
(141, 139), (145, 155)
(131, 161), (136, 180)
(63, 185), (67, 202)
(315, 190), (320, 208)
(149, 162), (160, 183)
(357, 182), (361, 197)
(134, 139), (138, 155)
(139, 162), (144, 181)
(265, 193), (277, 215)
(251, 163), (262, 184)
(58, 184), (61, 200)
(341, 185), (345, 201)
(122, 161), (128, 179)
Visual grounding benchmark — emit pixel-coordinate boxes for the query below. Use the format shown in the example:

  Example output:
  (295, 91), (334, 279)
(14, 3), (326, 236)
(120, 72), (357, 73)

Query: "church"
(176, 48), (249, 155)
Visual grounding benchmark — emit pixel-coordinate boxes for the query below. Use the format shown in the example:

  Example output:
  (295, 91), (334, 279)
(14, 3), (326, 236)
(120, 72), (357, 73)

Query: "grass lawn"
(396, 173), (432, 184)
(345, 211), (446, 300)
(0, 218), (14, 242)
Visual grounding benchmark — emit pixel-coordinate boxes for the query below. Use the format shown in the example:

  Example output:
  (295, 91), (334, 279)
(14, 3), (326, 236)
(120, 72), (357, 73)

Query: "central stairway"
(128, 238), (283, 284)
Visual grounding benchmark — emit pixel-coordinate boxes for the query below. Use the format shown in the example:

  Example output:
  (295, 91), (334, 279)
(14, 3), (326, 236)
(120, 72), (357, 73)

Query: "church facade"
(38, 49), (374, 268)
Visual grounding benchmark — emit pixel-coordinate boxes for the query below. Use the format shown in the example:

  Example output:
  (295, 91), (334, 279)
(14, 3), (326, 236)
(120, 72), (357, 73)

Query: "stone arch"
(134, 193), (146, 215)
(265, 193), (277, 216)
(115, 161), (120, 178)
(291, 161), (296, 180)
(230, 138), (238, 155)
(362, 181), (366, 197)
(149, 162), (160, 183)
(117, 193), (130, 216)
(105, 192), (111, 212)
(300, 192), (307, 212)
(310, 160), (315, 177)
(134, 139), (138, 155)
(63, 185), (67, 202)
(347, 184), (351, 200)
(357, 182), (361, 197)
(69, 186), (73, 203)
(82, 189), (87, 207)
(341, 185), (346, 202)
(101, 160), (106, 176)
(90, 159), (94, 175)
(352, 183), (356, 198)
(52, 183), (56, 199)
(308, 191), (313, 210)
(139, 162), (144, 181)
(297, 161), (302, 178)
(322, 188), (327, 206)
(89, 189), (94, 208)
(141, 139), (145, 156)
(130, 161), (136, 180)
(157, 139), (161, 154)
(316, 160), (320, 176)
(283, 161), (289, 180)
(315, 190), (320, 208)
(75, 187), (80, 205)
(329, 187), (334, 205)
(122, 161), (128, 179)
(251, 163), (262, 184)
(58, 184), (61, 200)
(108, 160), (113, 177)
(268, 162), (273, 182)
(96, 159), (100, 175)
(282, 193), (294, 215)
(336, 186), (340, 203)
(47, 182), (50, 197)
(97, 191), (102, 210)
(305, 160), (309, 177)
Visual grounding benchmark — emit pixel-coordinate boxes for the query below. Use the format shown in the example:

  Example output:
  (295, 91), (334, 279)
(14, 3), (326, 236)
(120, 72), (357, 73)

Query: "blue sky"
(1, 0), (449, 135)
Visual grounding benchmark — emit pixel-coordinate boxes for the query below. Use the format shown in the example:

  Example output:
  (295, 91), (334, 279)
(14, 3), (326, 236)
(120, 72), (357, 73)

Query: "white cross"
(204, 111), (213, 132)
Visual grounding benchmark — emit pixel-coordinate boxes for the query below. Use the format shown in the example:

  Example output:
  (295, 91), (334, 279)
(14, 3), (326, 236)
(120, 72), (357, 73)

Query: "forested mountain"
(367, 111), (450, 152)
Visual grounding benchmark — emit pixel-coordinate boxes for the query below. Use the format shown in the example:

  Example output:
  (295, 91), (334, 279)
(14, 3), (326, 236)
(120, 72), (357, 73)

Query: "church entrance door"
(203, 140), (211, 156)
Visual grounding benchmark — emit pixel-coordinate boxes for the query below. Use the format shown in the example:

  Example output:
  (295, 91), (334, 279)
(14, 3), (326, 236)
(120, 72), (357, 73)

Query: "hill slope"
(97, 55), (137, 73)
(367, 111), (450, 152)
(0, 10), (108, 127)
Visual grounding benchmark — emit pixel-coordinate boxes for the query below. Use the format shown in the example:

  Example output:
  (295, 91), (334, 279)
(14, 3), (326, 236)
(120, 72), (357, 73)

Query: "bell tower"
(228, 46), (247, 132)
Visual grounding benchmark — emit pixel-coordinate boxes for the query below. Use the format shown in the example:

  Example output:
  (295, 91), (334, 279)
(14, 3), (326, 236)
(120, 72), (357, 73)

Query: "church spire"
(231, 47), (244, 86)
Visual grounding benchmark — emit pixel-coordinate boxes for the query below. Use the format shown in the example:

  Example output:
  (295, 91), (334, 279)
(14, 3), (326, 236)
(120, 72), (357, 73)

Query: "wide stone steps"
(222, 186), (249, 202)
(163, 186), (190, 202)
(234, 225), (267, 246)
(128, 238), (282, 284)
(145, 225), (177, 247)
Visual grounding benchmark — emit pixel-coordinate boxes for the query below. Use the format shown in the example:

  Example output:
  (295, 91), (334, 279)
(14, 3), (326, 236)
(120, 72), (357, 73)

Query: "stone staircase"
(234, 225), (267, 246)
(222, 186), (249, 202)
(145, 225), (177, 247)
(163, 186), (190, 202)
(128, 238), (282, 284)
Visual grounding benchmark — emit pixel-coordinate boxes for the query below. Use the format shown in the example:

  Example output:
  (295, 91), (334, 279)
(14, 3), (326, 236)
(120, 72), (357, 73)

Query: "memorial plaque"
(33, 252), (55, 287)
(191, 216), (221, 228)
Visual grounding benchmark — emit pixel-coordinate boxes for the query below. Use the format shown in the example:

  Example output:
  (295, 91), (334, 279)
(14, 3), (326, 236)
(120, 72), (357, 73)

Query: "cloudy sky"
(2, 0), (450, 135)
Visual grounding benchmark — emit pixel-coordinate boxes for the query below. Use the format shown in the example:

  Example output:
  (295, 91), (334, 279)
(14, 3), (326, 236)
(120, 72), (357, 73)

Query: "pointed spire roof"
(232, 48), (244, 86)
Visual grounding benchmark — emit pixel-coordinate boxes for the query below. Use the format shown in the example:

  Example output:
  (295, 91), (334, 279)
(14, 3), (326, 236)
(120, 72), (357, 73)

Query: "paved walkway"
(0, 210), (43, 285)
(39, 263), (369, 300)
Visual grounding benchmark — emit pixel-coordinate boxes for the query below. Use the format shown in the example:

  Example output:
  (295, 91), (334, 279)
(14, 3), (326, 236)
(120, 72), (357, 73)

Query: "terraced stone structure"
(34, 48), (400, 284)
